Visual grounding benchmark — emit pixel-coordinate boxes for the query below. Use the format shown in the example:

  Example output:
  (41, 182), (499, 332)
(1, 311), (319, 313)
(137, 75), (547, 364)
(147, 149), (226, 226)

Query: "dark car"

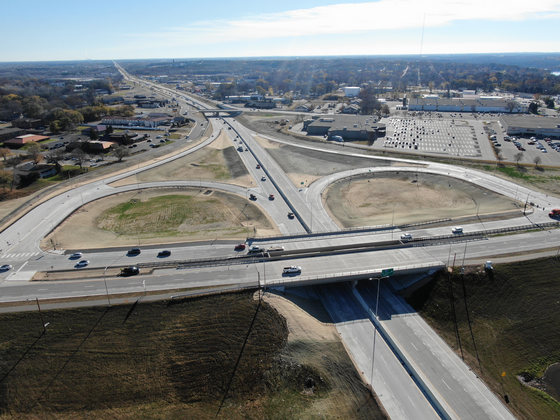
(158, 250), (171, 257)
(128, 247), (141, 255)
(287, 212), (295, 219)
(234, 244), (246, 250)
(121, 266), (140, 276)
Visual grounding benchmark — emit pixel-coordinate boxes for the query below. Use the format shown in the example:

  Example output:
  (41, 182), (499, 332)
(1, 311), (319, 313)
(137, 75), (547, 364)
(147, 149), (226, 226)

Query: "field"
(324, 171), (521, 227)
(42, 188), (279, 250)
(0, 291), (386, 419)
(406, 257), (560, 420)
(111, 129), (252, 188)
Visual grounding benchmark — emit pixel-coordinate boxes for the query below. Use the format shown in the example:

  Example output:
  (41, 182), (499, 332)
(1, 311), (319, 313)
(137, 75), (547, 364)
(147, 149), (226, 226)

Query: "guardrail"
(265, 262), (445, 286)
(247, 218), (453, 242)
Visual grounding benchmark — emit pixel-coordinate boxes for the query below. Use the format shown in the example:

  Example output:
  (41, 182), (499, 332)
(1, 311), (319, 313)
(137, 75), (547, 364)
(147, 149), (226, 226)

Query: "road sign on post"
(381, 268), (394, 277)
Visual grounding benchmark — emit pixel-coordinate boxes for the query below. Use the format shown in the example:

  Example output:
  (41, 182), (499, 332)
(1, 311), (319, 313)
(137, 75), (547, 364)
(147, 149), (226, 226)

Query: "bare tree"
(6, 155), (22, 168)
(533, 155), (542, 169)
(112, 145), (130, 162)
(513, 152), (524, 166)
(26, 142), (43, 165)
(71, 148), (88, 169)
(496, 153), (504, 166)
(0, 147), (11, 162)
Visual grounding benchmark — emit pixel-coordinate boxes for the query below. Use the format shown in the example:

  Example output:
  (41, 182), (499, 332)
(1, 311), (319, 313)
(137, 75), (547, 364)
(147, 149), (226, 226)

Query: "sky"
(2, 0), (560, 62)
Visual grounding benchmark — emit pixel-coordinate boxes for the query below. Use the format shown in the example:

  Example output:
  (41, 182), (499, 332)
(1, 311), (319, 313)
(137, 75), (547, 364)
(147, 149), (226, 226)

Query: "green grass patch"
(98, 194), (227, 236)
(407, 257), (560, 420)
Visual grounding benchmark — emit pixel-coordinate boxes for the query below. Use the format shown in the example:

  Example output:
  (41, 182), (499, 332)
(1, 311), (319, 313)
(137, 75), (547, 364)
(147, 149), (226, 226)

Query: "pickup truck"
(248, 246), (264, 254)
(283, 266), (301, 274)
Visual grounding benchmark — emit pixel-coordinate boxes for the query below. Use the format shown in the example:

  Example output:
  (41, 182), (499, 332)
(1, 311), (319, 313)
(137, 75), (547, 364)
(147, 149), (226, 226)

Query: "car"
(133, 144), (137, 147)
(234, 244), (246, 250)
(158, 250), (171, 257)
(128, 247), (141, 255)
(121, 266), (140, 276)
(269, 194), (274, 200)
(69, 252), (83, 259)
(160, 139), (165, 143)
(287, 212), (295, 219)
(283, 266), (301, 274)
(156, 136), (162, 139)
(256, 164), (261, 169)
(249, 194), (256, 200)
(245, 148), (248, 151)
(400, 233), (412, 240)
(0, 264), (13, 271)
(452, 227), (463, 234)
(248, 246), (264, 254)
(75, 260), (90, 267)
(261, 176), (266, 181)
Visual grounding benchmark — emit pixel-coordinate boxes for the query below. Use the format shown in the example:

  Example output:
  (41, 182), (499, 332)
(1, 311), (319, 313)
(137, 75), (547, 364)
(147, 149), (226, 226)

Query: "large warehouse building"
(500, 115), (560, 138)
(303, 115), (386, 141)
(408, 98), (526, 113)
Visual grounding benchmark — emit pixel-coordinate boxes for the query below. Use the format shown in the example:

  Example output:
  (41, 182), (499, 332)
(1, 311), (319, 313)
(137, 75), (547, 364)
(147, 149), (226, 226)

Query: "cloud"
(129, 0), (560, 47)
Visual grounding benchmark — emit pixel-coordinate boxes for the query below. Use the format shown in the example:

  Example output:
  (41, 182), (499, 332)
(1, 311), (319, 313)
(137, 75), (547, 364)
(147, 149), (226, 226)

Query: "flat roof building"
(500, 115), (560, 138)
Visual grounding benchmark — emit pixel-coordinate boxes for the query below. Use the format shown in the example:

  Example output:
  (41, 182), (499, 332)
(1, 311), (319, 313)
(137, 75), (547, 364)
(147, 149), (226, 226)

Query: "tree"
(89, 129), (99, 140)
(0, 147), (11, 162)
(6, 155), (22, 168)
(381, 104), (390, 116)
(528, 102), (539, 114)
(0, 170), (14, 190)
(26, 142), (43, 165)
(106, 125), (114, 135)
(544, 97), (555, 109)
(50, 120), (62, 134)
(71, 148), (88, 169)
(513, 152), (524, 166)
(22, 95), (48, 118)
(112, 145), (130, 162)
(505, 101), (518, 113)
(533, 155), (542, 168)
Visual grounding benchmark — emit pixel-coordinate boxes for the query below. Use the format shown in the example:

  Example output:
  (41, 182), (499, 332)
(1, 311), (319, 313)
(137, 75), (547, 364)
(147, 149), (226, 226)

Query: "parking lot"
(382, 118), (482, 157)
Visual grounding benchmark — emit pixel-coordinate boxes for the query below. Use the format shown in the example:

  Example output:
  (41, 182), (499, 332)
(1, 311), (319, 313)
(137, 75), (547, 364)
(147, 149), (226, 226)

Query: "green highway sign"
(381, 268), (394, 277)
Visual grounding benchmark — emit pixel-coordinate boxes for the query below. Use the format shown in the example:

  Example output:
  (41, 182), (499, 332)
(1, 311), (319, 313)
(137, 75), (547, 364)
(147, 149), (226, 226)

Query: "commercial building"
(408, 98), (526, 113)
(0, 127), (26, 142)
(304, 115), (385, 141)
(500, 115), (560, 138)
(4, 134), (50, 148)
(344, 87), (361, 97)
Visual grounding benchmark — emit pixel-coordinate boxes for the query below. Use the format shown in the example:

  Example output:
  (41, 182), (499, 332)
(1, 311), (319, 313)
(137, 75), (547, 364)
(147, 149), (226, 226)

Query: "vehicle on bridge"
(549, 209), (560, 218)
(283, 266), (301, 274)
(400, 233), (412, 240)
(452, 227), (463, 234)
(248, 246), (264, 254)
(69, 252), (83, 259)
(158, 250), (171, 257)
(267, 246), (284, 252)
(234, 244), (246, 250)
(75, 260), (90, 268)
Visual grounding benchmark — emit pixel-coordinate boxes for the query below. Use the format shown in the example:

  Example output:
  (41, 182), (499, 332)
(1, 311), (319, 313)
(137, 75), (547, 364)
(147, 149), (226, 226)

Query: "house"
(11, 117), (43, 129)
(14, 163), (57, 180)
(87, 141), (114, 152)
(81, 125), (107, 136)
(101, 96), (124, 105)
(295, 104), (311, 112)
(342, 104), (360, 114)
(0, 127), (26, 142)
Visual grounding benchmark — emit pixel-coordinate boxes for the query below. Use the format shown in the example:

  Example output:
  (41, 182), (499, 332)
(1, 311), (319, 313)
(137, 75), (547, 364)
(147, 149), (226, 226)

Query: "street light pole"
(391, 204), (398, 239)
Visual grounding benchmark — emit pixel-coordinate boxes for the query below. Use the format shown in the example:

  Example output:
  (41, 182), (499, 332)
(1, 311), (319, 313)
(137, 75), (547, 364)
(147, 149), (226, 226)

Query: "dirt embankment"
(324, 172), (522, 228)
(42, 188), (279, 251)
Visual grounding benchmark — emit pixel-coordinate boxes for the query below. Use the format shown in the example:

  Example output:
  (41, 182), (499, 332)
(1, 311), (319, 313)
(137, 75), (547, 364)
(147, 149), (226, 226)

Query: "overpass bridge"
(198, 108), (243, 117)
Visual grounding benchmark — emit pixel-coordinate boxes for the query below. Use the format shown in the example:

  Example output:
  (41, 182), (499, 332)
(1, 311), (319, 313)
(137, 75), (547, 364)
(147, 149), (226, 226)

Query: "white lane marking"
(442, 379), (451, 390)
(16, 261), (28, 273)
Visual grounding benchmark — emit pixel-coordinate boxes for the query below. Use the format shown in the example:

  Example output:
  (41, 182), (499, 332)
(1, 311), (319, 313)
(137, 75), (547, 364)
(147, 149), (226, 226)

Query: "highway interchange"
(1, 64), (558, 419)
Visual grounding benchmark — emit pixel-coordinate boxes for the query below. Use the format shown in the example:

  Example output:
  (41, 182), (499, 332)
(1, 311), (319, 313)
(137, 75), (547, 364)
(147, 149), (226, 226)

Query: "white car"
(400, 233), (412, 240)
(261, 176), (266, 181)
(0, 264), (13, 271)
(283, 266), (301, 274)
(70, 252), (83, 259)
(75, 260), (90, 267)
(452, 227), (463, 234)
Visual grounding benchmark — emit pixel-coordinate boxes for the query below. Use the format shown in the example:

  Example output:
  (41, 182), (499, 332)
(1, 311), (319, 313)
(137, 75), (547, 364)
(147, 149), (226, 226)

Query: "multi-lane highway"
(1, 64), (550, 420)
